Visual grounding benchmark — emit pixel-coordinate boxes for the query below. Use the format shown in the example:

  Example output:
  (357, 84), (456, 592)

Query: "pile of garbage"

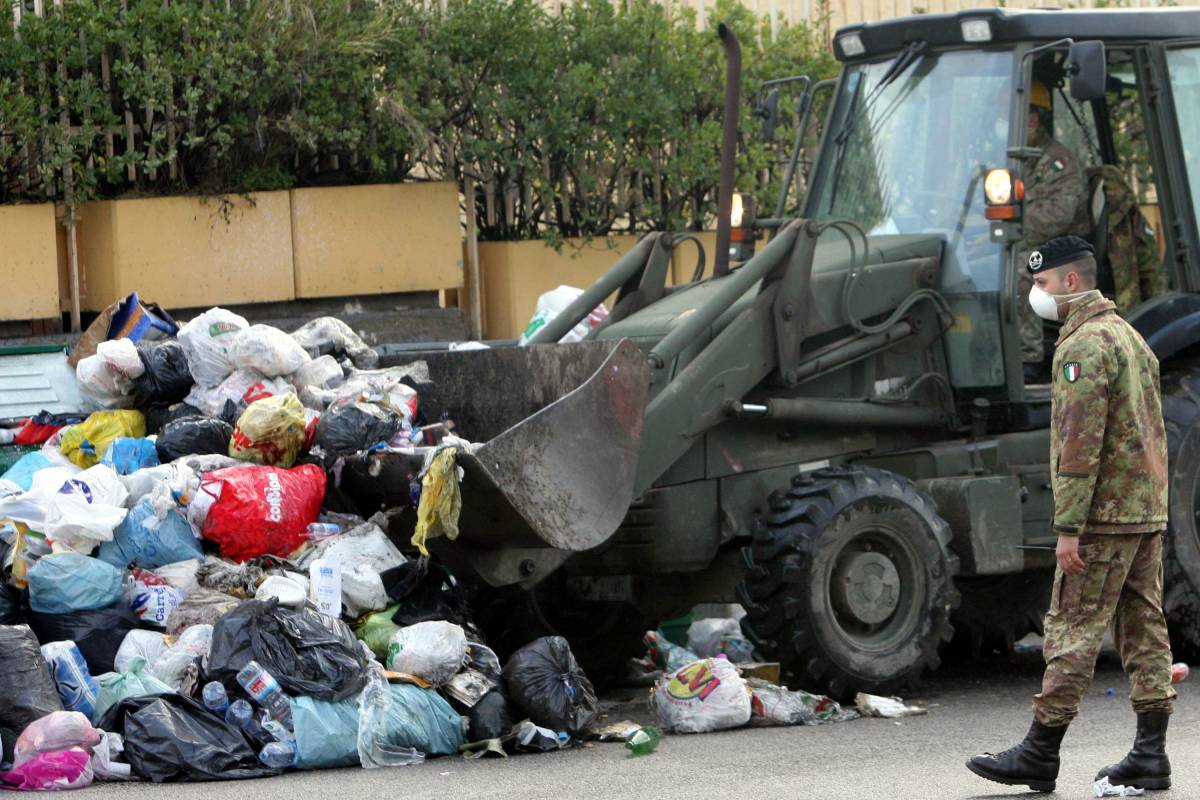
(0, 295), (607, 788)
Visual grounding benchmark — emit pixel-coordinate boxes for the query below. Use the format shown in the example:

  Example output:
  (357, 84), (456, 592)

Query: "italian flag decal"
(1063, 361), (1081, 383)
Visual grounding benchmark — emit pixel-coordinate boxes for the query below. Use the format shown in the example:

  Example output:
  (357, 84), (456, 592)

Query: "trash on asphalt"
(1094, 776), (1146, 797)
(855, 692), (928, 718)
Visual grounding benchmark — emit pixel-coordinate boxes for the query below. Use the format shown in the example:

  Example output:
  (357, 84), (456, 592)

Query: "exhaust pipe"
(714, 22), (741, 278)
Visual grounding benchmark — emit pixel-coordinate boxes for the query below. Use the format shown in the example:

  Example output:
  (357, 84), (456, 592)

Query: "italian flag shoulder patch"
(1052, 159), (1066, 172)
(1063, 361), (1082, 383)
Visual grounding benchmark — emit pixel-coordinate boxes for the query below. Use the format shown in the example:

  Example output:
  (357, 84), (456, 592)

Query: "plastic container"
(305, 523), (342, 541)
(259, 740), (298, 769)
(236, 660), (294, 728)
(625, 726), (661, 756)
(309, 558), (342, 618)
(202, 681), (230, 715)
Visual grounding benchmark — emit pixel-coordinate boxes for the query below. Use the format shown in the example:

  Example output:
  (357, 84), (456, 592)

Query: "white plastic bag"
(114, 629), (169, 675)
(76, 339), (144, 409)
(184, 368), (294, 418)
(255, 575), (307, 607)
(295, 520), (405, 616)
(148, 623), (213, 690)
(124, 567), (187, 627)
(386, 621), (468, 686)
(686, 616), (754, 661)
(232, 324), (312, 377)
(291, 317), (378, 369)
(652, 658), (752, 734)
(339, 562), (388, 617)
(90, 731), (132, 781)
(19, 465), (130, 552)
(292, 355), (344, 393)
(151, 559), (201, 594)
(178, 307), (249, 387)
(118, 462), (198, 510)
(13, 711), (102, 768)
(518, 286), (609, 345)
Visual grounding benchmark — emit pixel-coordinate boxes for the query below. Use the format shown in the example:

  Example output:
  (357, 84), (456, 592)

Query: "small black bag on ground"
(502, 636), (598, 736)
(447, 687), (515, 742)
(155, 417), (234, 462)
(314, 402), (401, 455)
(207, 599), (368, 702)
(0, 625), (63, 737)
(26, 600), (139, 675)
(97, 693), (278, 782)
(133, 340), (194, 406)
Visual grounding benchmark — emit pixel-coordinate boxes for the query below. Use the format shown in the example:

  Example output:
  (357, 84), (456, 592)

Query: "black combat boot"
(1095, 711), (1172, 790)
(966, 719), (1067, 793)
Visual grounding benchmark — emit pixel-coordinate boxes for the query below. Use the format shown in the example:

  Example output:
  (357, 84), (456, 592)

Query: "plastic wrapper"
(94, 658), (175, 721)
(232, 324), (312, 377)
(354, 667), (465, 768)
(177, 308), (249, 387)
(99, 498), (202, 572)
(151, 560), (201, 595)
(314, 401), (400, 455)
(229, 394), (306, 467)
(118, 462), (198, 508)
(502, 636), (598, 736)
(40, 642), (100, 721)
(114, 630), (168, 675)
(184, 369), (293, 419)
(290, 317), (378, 369)
(207, 599), (369, 702)
(1, 746), (93, 790)
(443, 642), (502, 708)
(642, 630), (703, 673)
(309, 366), (422, 419)
(0, 625), (64, 735)
(855, 692), (927, 718)
(123, 568), (186, 628)
(27, 601), (140, 675)
(155, 417), (233, 463)
(100, 437), (160, 476)
(355, 604), (402, 661)
(59, 410), (146, 469)
(747, 679), (849, 726)
(13, 712), (101, 769)
(651, 658), (752, 734)
(386, 621), (468, 687)
(296, 519), (404, 616)
(132, 339), (194, 406)
(148, 624), (212, 690)
(198, 464), (325, 562)
(165, 589), (239, 636)
(27, 553), (125, 615)
(97, 693), (278, 783)
(412, 447), (462, 557)
(90, 731), (131, 781)
(291, 355), (345, 405)
(518, 285), (609, 345)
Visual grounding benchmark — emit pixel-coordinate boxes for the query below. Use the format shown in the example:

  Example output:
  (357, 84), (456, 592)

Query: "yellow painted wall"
(76, 193), (295, 311)
(0, 203), (60, 319)
(291, 183), (463, 298)
(479, 230), (720, 339)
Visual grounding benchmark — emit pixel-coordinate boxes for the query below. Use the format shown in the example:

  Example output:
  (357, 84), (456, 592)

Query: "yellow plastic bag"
(412, 447), (461, 557)
(59, 409), (146, 468)
(229, 393), (306, 467)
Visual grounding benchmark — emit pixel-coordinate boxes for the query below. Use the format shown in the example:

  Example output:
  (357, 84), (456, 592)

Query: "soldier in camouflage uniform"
(968, 236), (1174, 793)
(1088, 163), (1170, 314)
(1017, 80), (1092, 381)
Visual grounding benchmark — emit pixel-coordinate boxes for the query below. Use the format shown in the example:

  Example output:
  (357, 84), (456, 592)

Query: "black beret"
(1028, 235), (1094, 274)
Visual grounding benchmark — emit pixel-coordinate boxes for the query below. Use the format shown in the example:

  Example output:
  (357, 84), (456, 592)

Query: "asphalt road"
(81, 652), (1193, 800)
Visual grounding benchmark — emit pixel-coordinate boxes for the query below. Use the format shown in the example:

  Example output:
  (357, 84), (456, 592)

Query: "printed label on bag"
(263, 472), (284, 522)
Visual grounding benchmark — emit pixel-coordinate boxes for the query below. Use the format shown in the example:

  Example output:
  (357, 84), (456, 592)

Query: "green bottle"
(625, 727), (661, 756)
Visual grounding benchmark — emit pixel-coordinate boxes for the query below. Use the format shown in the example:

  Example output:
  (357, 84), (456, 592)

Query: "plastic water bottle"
(236, 661), (293, 728)
(260, 712), (295, 744)
(226, 699), (271, 743)
(625, 727), (661, 756)
(259, 740), (298, 769)
(305, 522), (342, 541)
(202, 681), (230, 715)
(309, 559), (342, 618)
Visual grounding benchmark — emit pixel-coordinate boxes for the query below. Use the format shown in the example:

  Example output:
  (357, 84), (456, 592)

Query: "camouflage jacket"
(1021, 130), (1091, 251)
(1050, 293), (1168, 536)
(1087, 164), (1170, 314)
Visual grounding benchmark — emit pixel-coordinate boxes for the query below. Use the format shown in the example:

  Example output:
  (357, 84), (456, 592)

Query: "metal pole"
(713, 23), (741, 278)
(464, 176), (483, 340)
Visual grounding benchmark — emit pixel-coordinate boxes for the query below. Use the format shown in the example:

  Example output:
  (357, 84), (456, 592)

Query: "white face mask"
(1028, 285), (1094, 321)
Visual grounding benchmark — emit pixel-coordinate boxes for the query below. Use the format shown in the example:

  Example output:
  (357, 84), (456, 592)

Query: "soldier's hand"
(1056, 534), (1086, 575)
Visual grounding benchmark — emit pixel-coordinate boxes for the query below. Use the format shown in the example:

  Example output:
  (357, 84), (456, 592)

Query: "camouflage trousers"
(1033, 531), (1176, 727)
(1017, 270), (1044, 364)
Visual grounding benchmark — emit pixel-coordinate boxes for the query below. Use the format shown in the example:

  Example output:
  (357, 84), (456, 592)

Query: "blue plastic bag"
(27, 553), (124, 614)
(100, 438), (159, 476)
(0, 452), (53, 490)
(41, 641), (100, 721)
(384, 684), (465, 755)
(291, 695), (362, 769)
(97, 498), (201, 570)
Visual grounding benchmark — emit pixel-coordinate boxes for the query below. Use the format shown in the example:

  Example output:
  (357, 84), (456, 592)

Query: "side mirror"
(757, 89), (780, 142)
(1068, 41), (1106, 101)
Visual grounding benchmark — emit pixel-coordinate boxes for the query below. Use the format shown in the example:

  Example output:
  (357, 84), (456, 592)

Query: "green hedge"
(0, 0), (837, 241)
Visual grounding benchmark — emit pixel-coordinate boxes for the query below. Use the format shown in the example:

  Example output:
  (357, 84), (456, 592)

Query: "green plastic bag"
(291, 695), (362, 769)
(355, 604), (402, 661)
(94, 657), (174, 721)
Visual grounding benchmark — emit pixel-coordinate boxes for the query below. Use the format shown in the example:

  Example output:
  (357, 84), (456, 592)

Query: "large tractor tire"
(738, 466), (960, 700)
(1159, 366), (1200, 661)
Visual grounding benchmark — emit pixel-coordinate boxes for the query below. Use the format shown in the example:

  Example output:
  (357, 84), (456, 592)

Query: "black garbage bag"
(155, 417), (233, 462)
(314, 401), (401, 455)
(502, 636), (598, 736)
(382, 558), (470, 628)
(0, 625), (63, 738)
(0, 581), (24, 624)
(27, 600), (139, 675)
(208, 599), (368, 702)
(97, 693), (278, 783)
(133, 340), (194, 406)
(448, 688), (514, 742)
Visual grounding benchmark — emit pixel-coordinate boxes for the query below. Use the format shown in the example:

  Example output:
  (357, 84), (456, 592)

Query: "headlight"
(984, 169), (1013, 205)
(961, 19), (992, 43)
(838, 33), (866, 58)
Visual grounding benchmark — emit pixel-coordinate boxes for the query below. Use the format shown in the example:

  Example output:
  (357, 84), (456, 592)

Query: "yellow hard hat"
(1029, 79), (1052, 112)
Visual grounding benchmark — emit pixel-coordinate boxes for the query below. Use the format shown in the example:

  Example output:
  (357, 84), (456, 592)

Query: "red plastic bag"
(14, 419), (63, 446)
(198, 464), (325, 562)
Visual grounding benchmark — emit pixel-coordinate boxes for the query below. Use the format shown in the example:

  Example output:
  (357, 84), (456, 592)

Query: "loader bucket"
(335, 339), (650, 552)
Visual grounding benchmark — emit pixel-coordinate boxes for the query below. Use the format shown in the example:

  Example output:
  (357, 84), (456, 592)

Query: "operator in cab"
(1017, 79), (1092, 384)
